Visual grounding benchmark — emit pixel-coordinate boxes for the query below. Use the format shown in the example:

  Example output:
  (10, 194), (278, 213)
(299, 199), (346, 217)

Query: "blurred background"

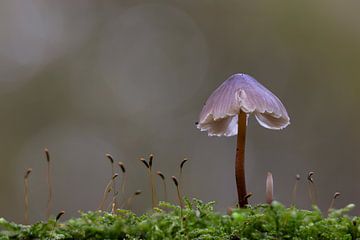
(1, 0), (360, 223)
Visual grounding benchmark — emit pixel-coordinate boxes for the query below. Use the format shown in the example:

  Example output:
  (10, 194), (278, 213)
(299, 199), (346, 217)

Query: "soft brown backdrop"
(1, 0), (360, 223)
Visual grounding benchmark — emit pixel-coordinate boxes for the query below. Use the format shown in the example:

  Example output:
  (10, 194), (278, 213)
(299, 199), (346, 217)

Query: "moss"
(0, 199), (359, 240)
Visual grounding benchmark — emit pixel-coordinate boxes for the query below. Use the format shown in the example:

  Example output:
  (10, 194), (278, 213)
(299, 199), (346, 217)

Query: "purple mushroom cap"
(197, 73), (290, 136)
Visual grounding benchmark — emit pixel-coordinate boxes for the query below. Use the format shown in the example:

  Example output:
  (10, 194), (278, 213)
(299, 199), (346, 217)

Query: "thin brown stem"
(45, 148), (52, 219)
(307, 172), (317, 206)
(328, 192), (340, 212)
(149, 168), (157, 208)
(118, 162), (126, 194)
(106, 196), (116, 212)
(98, 174), (118, 211)
(116, 161), (126, 208)
(140, 157), (156, 207)
(106, 154), (116, 208)
(122, 190), (142, 209)
(179, 158), (188, 183)
(176, 186), (183, 208)
(148, 154), (157, 208)
(179, 158), (188, 197)
(157, 171), (167, 201)
(235, 110), (248, 207)
(24, 168), (32, 224)
(172, 176), (183, 208)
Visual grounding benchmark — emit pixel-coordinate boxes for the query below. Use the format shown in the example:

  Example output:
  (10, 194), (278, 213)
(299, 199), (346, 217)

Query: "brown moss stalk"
(172, 176), (183, 208)
(98, 173), (118, 211)
(24, 168), (32, 224)
(156, 171), (167, 201)
(44, 148), (52, 219)
(106, 154), (116, 208)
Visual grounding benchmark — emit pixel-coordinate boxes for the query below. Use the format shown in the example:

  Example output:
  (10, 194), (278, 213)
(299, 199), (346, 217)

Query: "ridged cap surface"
(197, 73), (290, 136)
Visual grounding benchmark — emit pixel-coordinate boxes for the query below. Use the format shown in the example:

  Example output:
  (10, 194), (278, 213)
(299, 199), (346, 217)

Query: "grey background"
(0, 0), (359, 223)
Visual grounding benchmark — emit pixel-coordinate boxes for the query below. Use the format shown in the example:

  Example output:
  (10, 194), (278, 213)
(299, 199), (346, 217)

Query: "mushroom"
(197, 73), (290, 207)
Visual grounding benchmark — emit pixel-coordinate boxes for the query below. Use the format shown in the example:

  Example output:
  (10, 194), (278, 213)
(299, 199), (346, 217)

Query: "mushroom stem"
(235, 110), (248, 207)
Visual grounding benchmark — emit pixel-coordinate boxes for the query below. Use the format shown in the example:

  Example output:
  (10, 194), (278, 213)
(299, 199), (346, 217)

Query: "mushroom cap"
(197, 73), (290, 136)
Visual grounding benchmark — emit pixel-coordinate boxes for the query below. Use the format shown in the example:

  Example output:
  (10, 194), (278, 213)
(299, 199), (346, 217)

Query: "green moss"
(1, 200), (359, 239)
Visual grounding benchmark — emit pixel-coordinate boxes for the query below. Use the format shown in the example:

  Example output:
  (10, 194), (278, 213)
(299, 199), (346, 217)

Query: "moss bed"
(0, 199), (359, 240)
